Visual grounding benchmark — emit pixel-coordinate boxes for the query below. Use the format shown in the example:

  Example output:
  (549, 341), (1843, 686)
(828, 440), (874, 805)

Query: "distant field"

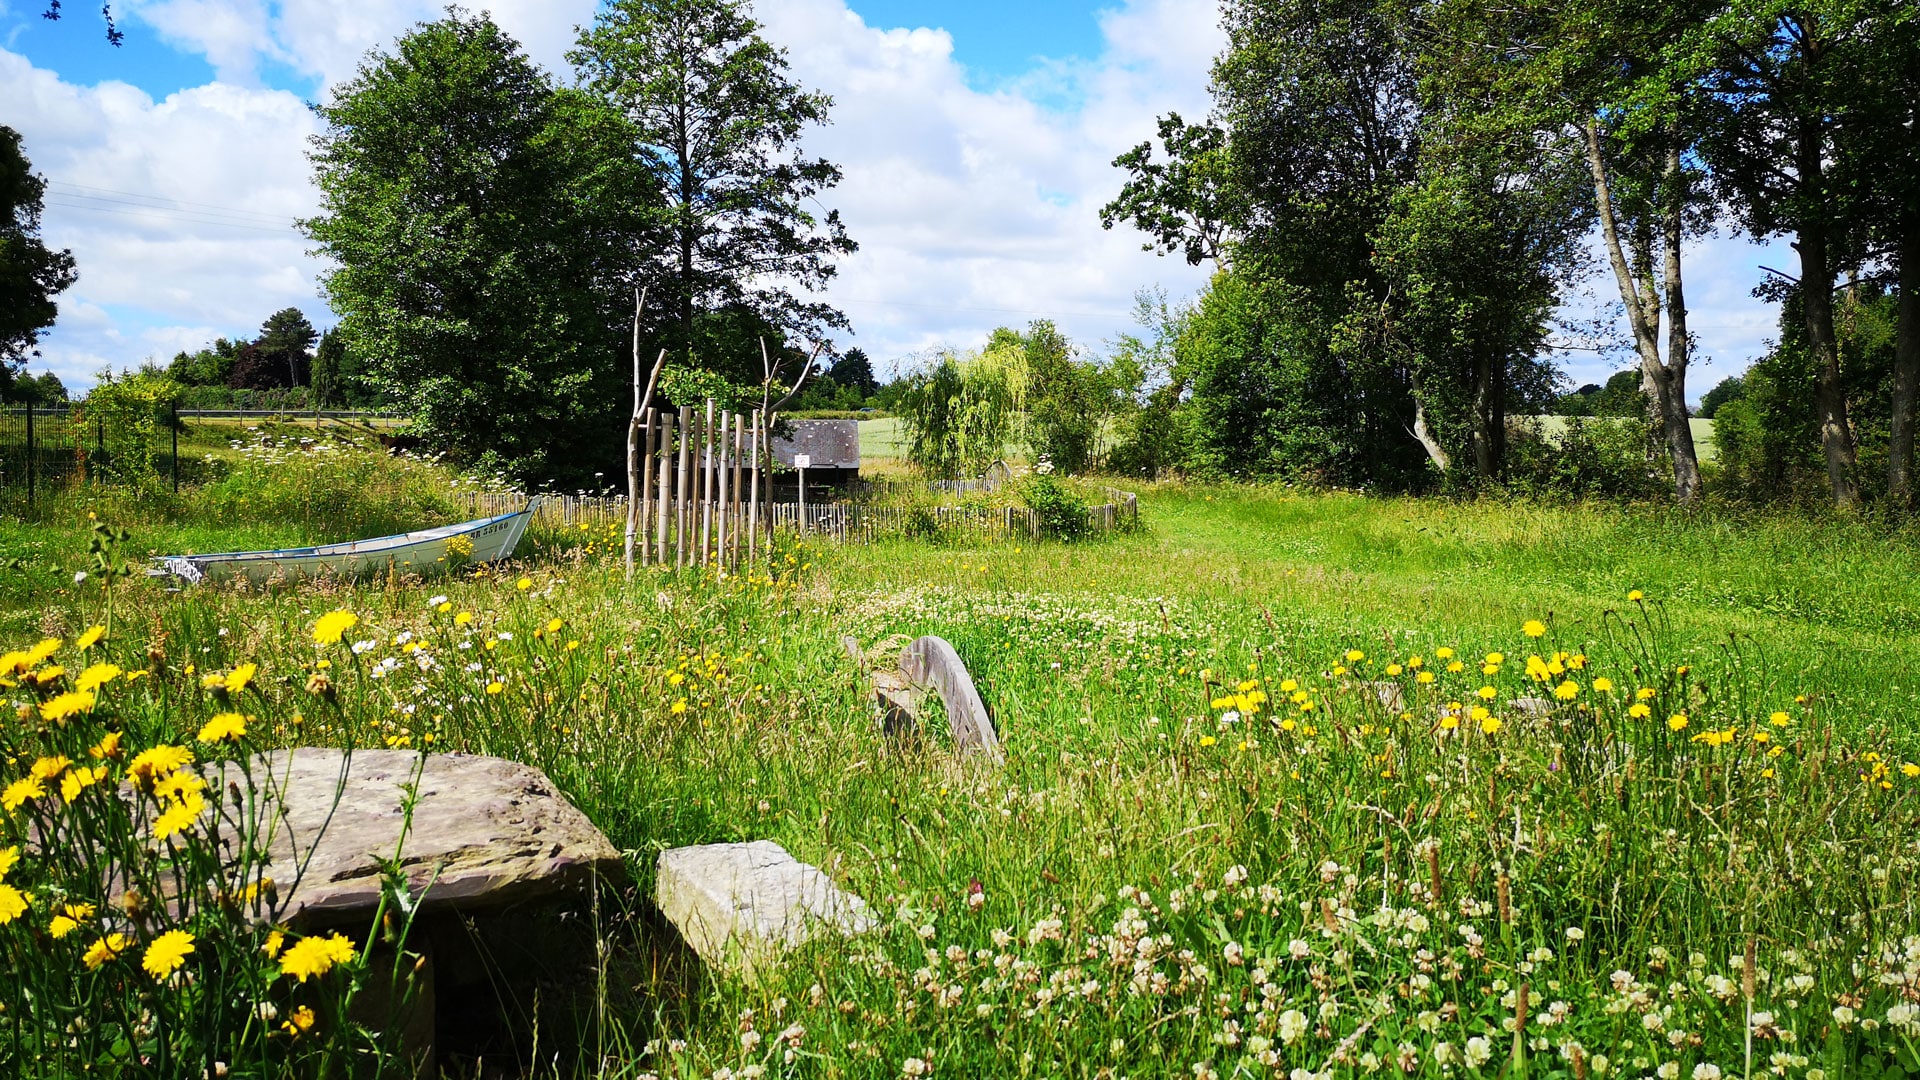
(857, 415), (905, 462)
(1528, 414), (1718, 464)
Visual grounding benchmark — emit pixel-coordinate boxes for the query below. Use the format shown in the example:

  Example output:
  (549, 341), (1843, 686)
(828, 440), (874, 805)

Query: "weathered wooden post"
(655, 409), (673, 564)
(675, 406), (693, 568)
(747, 409), (762, 573)
(730, 414), (744, 568)
(714, 407), (725, 568)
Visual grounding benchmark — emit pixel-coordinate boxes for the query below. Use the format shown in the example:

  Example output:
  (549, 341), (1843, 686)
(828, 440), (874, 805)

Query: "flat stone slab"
(212, 749), (622, 927)
(656, 840), (874, 975)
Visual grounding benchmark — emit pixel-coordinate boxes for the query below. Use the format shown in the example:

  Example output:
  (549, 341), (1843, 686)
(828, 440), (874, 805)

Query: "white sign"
(794, 454), (812, 469)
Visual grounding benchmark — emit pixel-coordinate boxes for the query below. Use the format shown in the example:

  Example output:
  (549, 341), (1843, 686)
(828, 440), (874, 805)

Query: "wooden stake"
(748, 409), (762, 573)
(731, 414), (744, 567)
(716, 410), (731, 570)
(699, 398), (715, 565)
(675, 405), (692, 568)
(655, 409), (673, 564)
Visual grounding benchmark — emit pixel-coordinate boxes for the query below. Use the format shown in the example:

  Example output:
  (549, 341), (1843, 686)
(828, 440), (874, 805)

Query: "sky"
(4, 0), (1782, 399)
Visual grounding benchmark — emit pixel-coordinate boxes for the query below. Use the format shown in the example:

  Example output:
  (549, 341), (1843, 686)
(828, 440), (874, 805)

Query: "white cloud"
(3, 47), (323, 387)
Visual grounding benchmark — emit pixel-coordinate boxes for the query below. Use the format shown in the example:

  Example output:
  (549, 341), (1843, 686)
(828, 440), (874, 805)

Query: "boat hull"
(155, 501), (539, 585)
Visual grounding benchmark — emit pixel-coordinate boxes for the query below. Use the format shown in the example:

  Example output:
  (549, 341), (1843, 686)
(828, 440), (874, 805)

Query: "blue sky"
(5, 0), (1777, 399)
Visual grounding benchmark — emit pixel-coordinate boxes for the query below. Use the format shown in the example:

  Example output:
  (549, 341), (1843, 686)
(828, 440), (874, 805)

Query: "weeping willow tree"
(898, 343), (1029, 478)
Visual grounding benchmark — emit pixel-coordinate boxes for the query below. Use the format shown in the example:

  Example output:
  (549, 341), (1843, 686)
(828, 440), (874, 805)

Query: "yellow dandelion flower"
(1553, 680), (1580, 701)
(1592, 677), (1613, 692)
(1627, 703), (1651, 719)
(197, 712), (248, 743)
(1344, 649), (1364, 663)
(1438, 713), (1459, 731)
(285, 1005), (317, 1034)
(1668, 713), (1689, 732)
(199, 672), (226, 692)
(1416, 671), (1435, 684)
(89, 731), (123, 760)
(75, 625), (106, 651)
(0, 846), (15, 878)
(1636, 687), (1657, 700)
(49, 914), (80, 938)
(311, 610), (359, 645)
(263, 929), (285, 957)
(437, 601), (453, 613)
(1769, 711), (1792, 727)
(1523, 619), (1546, 638)
(670, 699), (688, 715)
(74, 663), (120, 693)
(31, 755), (71, 780)
(26, 638), (61, 666)
(1477, 685), (1497, 700)
(33, 665), (65, 685)
(485, 681), (504, 696)
(455, 611), (474, 625)
(1385, 664), (1403, 676)
(0, 884), (29, 925)
(127, 745), (194, 789)
(60, 765), (104, 803)
(1627, 590), (1644, 601)
(2, 776), (46, 811)
(1198, 735), (1217, 747)
(83, 932), (129, 969)
(224, 663), (257, 694)
(152, 796), (204, 841)
(1480, 717), (1502, 735)
(1435, 647), (1455, 660)
(516, 577), (533, 591)
(39, 690), (95, 722)
(279, 932), (358, 983)
(547, 618), (563, 633)
(153, 771), (207, 805)
(142, 930), (195, 980)
(1901, 763), (1920, 778)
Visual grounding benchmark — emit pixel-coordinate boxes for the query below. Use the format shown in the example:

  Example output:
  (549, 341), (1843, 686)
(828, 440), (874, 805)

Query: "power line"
(43, 196), (303, 236)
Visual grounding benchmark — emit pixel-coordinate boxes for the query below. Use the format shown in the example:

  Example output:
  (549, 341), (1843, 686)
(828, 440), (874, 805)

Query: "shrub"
(1021, 470), (1090, 541)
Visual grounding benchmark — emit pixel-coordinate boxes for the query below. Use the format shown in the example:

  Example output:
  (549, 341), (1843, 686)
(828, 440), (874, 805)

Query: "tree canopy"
(0, 125), (78, 398)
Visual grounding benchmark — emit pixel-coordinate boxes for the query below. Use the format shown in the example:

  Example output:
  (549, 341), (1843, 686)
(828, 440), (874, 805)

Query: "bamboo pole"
(675, 405), (693, 568)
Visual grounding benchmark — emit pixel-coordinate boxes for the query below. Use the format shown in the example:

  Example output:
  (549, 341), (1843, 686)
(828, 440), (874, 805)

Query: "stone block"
(656, 840), (874, 975)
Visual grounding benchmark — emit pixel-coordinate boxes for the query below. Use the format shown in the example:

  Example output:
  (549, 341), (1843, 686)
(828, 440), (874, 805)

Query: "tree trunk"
(1410, 391), (1449, 472)
(1796, 115), (1858, 508)
(1470, 348), (1497, 479)
(1889, 211), (1919, 505)
(1584, 122), (1701, 504)
(1656, 145), (1701, 504)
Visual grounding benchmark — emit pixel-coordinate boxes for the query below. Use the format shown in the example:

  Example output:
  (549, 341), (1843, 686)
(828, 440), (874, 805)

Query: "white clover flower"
(1276, 1009), (1308, 1045)
(1691, 1065), (1721, 1080)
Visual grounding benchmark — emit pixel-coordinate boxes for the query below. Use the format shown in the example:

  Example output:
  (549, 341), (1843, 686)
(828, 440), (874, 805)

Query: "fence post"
(171, 399), (179, 494)
(24, 399), (34, 510)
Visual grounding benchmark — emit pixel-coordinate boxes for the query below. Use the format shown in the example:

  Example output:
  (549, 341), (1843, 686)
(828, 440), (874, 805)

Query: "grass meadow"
(2, 427), (1918, 1079)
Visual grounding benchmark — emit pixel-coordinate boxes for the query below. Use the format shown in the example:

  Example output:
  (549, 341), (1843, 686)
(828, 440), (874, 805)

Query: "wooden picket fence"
(452, 400), (1140, 564)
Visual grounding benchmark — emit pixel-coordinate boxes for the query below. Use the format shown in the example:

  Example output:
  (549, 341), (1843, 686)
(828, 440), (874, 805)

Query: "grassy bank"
(3, 452), (1917, 1079)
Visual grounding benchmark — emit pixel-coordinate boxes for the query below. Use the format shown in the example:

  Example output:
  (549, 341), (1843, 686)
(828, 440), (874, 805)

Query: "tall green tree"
(253, 307), (317, 388)
(305, 12), (654, 481)
(1697, 1), (1881, 508)
(571, 0), (855, 380)
(0, 125), (78, 397)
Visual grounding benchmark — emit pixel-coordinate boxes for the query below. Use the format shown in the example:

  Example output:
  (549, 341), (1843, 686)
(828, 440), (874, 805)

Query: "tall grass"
(5, 453), (1920, 1077)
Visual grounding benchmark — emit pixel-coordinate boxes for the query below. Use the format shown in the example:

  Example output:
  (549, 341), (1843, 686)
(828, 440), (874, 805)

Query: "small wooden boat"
(152, 499), (541, 585)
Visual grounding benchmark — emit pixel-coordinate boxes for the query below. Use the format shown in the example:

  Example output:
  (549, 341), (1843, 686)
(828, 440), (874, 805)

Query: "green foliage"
(306, 12), (649, 485)
(166, 338), (244, 388)
(0, 125), (78, 383)
(897, 347), (1026, 480)
(655, 364), (750, 411)
(1012, 321), (1111, 476)
(1716, 285), (1899, 504)
(1019, 471), (1091, 541)
(74, 371), (180, 492)
(1697, 375), (1747, 419)
(1505, 416), (1667, 500)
